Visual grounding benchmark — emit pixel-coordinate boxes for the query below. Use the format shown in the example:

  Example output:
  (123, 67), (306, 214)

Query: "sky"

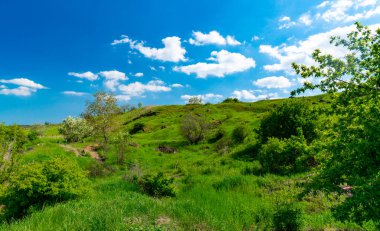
(1, 0), (380, 124)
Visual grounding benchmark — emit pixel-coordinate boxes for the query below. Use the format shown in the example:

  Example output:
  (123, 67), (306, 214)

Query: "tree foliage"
(180, 113), (209, 144)
(0, 158), (89, 220)
(292, 22), (380, 224)
(187, 96), (202, 105)
(258, 100), (317, 143)
(82, 92), (121, 144)
(59, 116), (93, 142)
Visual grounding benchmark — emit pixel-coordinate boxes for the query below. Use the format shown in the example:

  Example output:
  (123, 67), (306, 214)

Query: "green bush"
(180, 113), (209, 144)
(241, 161), (263, 175)
(258, 100), (317, 143)
(273, 204), (302, 231)
(59, 116), (93, 142)
(138, 172), (175, 197)
(129, 122), (145, 135)
(258, 133), (309, 174)
(0, 158), (89, 220)
(222, 98), (240, 103)
(232, 125), (249, 144)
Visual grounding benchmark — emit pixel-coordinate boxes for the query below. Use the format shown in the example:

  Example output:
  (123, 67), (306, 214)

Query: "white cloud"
(253, 76), (292, 89)
(259, 24), (362, 73)
(134, 72), (144, 77)
(232, 90), (279, 102)
(68, 71), (98, 81)
(251, 36), (260, 41)
(62, 91), (88, 96)
(171, 83), (184, 88)
(318, 0), (380, 23)
(112, 35), (187, 62)
(299, 13), (313, 26)
(189, 31), (241, 46)
(158, 66), (166, 71)
(0, 78), (46, 89)
(279, 16), (296, 29)
(181, 93), (223, 103)
(119, 80), (171, 97)
(0, 86), (37, 96)
(115, 95), (131, 102)
(174, 50), (256, 78)
(99, 70), (128, 91)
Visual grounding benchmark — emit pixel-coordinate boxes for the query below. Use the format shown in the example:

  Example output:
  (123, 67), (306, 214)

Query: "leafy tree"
(258, 100), (317, 143)
(222, 97), (240, 103)
(187, 96), (202, 105)
(180, 113), (209, 144)
(59, 116), (93, 142)
(0, 158), (89, 220)
(82, 92), (121, 144)
(292, 23), (380, 224)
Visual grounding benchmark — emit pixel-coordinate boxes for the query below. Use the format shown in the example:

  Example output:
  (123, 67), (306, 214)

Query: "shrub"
(180, 113), (209, 144)
(241, 161), (263, 175)
(258, 100), (317, 143)
(232, 125), (249, 144)
(59, 116), (93, 142)
(187, 96), (202, 105)
(258, 131), (309, 175)
(0, 158), (89, 220)
(86, 161), (115, 178)
(273, 204), (302, 231)
(215, 137), (233, 154)
(138, 172), (175, 197)
(222, 98), (240, 103)
(208, 128), (226, 143)
(130, 122), (145, 135)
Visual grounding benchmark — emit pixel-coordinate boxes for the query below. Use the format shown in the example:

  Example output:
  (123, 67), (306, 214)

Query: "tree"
(258, 100), (317, 143)
(187, 96), (202, 105)
(59, 116), (93, 142)
(82, 92), (121, 144)
(180, 113), (209, 144)
(292, 23), (380, 224)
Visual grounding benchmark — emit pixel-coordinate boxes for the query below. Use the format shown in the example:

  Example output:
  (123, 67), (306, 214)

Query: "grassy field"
(0, 95), (369, 230)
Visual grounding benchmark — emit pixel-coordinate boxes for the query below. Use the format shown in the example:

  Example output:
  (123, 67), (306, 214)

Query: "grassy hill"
(0, 95), (366, 231)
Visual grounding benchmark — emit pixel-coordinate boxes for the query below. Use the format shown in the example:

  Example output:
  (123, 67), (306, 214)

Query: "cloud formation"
(253, 76), (292, 89)
(174, 50), (255, 78)
(189, 31), (241, 46)
(68, 71), (98, 81)
(232, 90), (278, 102)
(112, 35), (187, 62)
(119, 80), (171, 97)
(0, 78), (47, 96)
(181, 93), (223, 103)
(62, 91), (89, 96)
(99, 70), (128, 91)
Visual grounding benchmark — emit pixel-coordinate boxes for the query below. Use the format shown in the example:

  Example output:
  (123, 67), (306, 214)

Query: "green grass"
(1, 95), (368, 231)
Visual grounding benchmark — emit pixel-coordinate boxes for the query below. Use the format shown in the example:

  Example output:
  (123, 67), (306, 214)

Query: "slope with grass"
(1, 95), (369, 231)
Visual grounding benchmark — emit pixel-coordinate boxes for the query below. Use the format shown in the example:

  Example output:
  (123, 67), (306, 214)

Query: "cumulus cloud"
(181, 93), (223, 103)
(174, 50), (256, 78)
(279, 16), (296, 29)
(134, 72), (144, 77)
(68, 71), (98, 81)
(253, 76), (292, 89)
(0, 78), (46, 89)
(99, 70), (128, 91)
(232, 90), (279, 102)
(119, 80), (171, 97)
(112, 35), (187, 62)
(259, 24), (370, 73)
(317, 0), (380, 23)
(0, 86), (37, 96)
(299, 13), (313, 26)
(0, 78), (47, 96)
(115, 95), (131, 102)
(62, 91), (89, 96)
(189, 31), (241, 46)
(171, 83), (184, 88)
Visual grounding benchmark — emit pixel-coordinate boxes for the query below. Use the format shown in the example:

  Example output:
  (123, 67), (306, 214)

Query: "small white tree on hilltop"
(188, 96), (202, 105)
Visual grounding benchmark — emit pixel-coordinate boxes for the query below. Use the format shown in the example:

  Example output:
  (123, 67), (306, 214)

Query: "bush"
(130, 122), (145, 135)
(273, 204), (302, 231)
(180, 113), (209, 144)
(187, 96), (202, 104)
(258, 100), (317, 143)
(215, 137), (233, 154)
(59, 116), (93, 142)
(138, 172), (175, 197)
(209, 128), (226, 143)
(222, 98), (240, 103)
(0, 158), (89, 220)
(258, 133), (309, 174)
(232, 125), (249, 144)
(241, 161), (263, 175)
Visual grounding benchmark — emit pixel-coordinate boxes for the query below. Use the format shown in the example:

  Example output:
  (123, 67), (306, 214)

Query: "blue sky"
(1, 0), (379, 124)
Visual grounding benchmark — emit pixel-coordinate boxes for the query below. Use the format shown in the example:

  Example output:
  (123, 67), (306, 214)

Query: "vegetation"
(59, 116), (92, 142)
(187, 96), (202, 104)
(0, 23), (378, 230)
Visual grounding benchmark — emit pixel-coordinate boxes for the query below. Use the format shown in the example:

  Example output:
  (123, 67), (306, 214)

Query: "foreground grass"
(1, 95), (371, 230)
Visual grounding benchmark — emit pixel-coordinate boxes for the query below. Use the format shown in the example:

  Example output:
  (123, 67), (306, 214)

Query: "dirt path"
(60, 144), (103, 162)
(83, 145), (103, 161)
